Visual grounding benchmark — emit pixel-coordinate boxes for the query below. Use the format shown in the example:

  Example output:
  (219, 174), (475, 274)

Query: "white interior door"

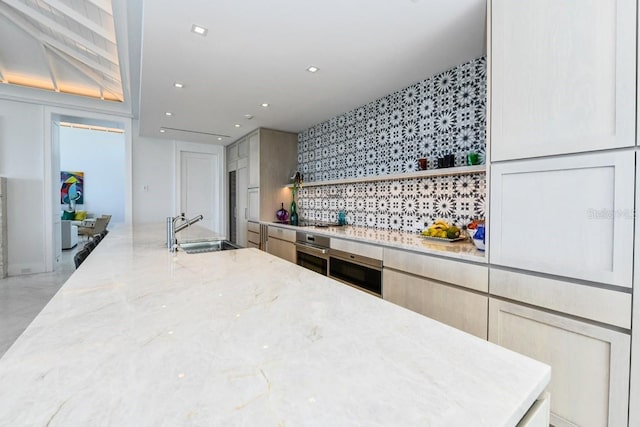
(180, 151), (219, 232)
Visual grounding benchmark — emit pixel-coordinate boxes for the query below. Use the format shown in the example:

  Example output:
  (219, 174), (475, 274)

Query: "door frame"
(43, 106), (132, 272)
(174, 141), (225, 235)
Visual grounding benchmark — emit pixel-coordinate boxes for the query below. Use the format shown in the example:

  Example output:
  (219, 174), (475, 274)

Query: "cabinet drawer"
(266, 237), (296, 263)
(384, 269), (488, 339)
(384, 248), (488, 292)
(491, 268), (631, 329)
(247, 221), (260, 233)
(490, 151), (634, 286)
(247, 230), (260, 246)
(267, 226), (295, 242)
(330, 238), (382, 260)
(489, 298), (630, 427)
(516, 393), (549, 427)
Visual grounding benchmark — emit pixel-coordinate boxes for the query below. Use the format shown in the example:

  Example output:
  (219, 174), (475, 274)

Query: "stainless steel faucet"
(167, 213), (204, 252)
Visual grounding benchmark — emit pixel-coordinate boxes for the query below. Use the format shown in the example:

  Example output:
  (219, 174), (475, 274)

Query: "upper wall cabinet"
(490, 151), (635, 287)
(491, 0), (637, 160)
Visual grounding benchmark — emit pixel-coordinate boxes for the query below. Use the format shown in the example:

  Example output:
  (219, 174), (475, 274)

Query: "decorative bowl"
(471, 224), (485, 251)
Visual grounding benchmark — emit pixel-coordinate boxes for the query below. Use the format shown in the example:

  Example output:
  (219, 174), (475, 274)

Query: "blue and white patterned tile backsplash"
(296, 57), (486, 232)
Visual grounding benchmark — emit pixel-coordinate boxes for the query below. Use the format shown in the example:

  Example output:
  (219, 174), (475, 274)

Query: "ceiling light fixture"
(173, 82), (184, 88)
(234, 124), (241, 128)
(165, 112), (173, 116)
(244, 114), (254, 120)
(217, 137), (222, 141)
(191, 24), (208, 36)
(306, 66), (319, 73)
(160, 129), (166, 133)
(261, 103), (269, 107)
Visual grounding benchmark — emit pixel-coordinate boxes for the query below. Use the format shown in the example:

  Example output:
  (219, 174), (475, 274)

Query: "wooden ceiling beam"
(38, 0), (116, 44)
(3, 0), (118, 64)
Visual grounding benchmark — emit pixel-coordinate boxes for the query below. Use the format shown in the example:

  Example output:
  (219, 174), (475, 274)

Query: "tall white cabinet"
(489, 0), (637, 425)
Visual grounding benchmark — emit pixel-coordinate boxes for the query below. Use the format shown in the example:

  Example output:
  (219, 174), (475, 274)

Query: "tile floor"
(0, 244), (81, 357)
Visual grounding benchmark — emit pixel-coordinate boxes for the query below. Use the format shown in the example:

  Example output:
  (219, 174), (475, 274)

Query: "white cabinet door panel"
(247, 188), (259, 221)
(490, 151), (634, 286)
(248, 132), (260, 188)
(629, 152), (640, 425)
(492, 0), (636, 160)
(489, 298), (630, 427)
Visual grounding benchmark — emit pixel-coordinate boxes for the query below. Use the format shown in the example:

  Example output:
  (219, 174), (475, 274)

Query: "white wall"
(131, 121), (175, 223)
(60, 127), (126, 222)
(0, 99), (46, 275)
(0, 98), (225, 276)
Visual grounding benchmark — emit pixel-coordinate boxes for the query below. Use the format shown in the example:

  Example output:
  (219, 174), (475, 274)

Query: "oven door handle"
(296, 243), (329, 256)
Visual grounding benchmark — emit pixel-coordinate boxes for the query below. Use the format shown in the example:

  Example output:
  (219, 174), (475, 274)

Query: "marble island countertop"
(262, 221), (485, 262)
(0, 224), (548, 426)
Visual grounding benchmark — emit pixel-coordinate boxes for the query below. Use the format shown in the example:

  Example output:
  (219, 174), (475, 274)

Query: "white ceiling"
(0, 0), (487, 145)
(138, 0), (487, 145)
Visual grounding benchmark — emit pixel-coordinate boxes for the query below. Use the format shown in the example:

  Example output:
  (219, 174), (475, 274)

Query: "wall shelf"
(287, 165), (486, 188)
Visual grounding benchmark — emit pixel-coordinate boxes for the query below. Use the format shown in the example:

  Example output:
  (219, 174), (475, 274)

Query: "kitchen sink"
(179, 240), (241, 254)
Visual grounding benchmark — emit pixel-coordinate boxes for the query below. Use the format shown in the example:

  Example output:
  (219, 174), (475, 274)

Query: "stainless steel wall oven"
(329, 249), (383, 297)
(295, 232), (330, 276)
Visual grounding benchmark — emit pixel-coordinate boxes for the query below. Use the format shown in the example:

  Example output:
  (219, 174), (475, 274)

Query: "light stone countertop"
(262, 221), (485, 262)
(0, 224), (548, 426)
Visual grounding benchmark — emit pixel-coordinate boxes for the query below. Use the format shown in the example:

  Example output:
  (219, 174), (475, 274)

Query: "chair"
(78, 217), (109, 240)
(73, 247), (91, 268)
(100, 214), (112, 227)
(84, 239), (97, 252)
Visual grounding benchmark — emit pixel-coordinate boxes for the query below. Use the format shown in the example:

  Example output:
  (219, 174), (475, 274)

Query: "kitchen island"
(0, 224), (549, 426)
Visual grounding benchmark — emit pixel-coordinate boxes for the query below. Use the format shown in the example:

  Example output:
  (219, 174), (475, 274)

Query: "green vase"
(290, 200), (298, 226)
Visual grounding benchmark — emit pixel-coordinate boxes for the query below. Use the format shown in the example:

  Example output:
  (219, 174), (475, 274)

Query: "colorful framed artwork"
(61, 171), (84, 207)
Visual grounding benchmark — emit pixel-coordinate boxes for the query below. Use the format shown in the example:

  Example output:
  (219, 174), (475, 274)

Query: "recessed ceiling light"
(173, 82), (184, 88)
(191, 24), (208, 36)
(217, 137), (222, 141)
(306, 66), (319, 73)
(244, 114), (253, 120)
(165, 112), (173, 116)
(261, 103), (269, 108)
(160, 129), (166, 133)
(234, 124), (241, 128)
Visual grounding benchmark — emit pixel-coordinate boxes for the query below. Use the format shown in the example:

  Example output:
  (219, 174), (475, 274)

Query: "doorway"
(174, 141), (224, 235)
(179, 151), (219, 231)
(44, 107), (132, 272)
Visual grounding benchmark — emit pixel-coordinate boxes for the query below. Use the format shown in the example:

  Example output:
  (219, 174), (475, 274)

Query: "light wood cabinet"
(247, 221), (260, 249)
(248, 131), (260, 188)
(383, 269), (488, 339)
(231, 128), (296, 222)
(489, 151), (635, 286)
(489, 298), (630, 427)
(491, 0), (636, 160)
(516, 393), (550, 427)
(227, 128), (296, 244)
(490, 268), (631, 329)
(382, 248), (489, 339)
(266, 225), (296, 263)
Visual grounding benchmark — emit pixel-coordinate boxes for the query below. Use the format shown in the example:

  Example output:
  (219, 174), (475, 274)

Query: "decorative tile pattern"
(296, 57), (486, 231)
(298, 173), (485, 232)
